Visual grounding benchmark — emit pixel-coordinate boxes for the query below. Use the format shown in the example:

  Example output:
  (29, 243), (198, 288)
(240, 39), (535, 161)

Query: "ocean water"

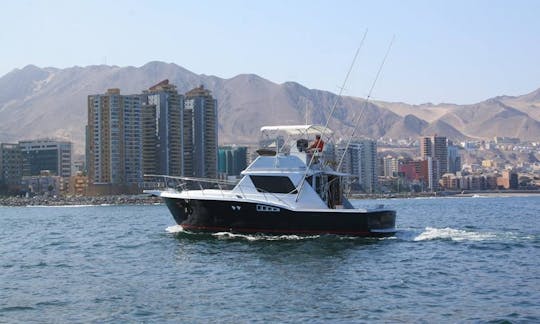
(0, 196), (539, 323)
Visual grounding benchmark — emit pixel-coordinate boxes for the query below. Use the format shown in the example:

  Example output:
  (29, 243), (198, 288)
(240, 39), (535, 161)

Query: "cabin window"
(250, 175), (297, 194)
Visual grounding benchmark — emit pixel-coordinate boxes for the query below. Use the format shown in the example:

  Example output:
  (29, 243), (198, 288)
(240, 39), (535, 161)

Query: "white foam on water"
(471, 194), (491, 198)
(212, 232), (320, 241)
(393, 229), (419, 241)
(165, 225), (184, 233)
(26, 204), (96, 208)
(413, 227), (496, 242)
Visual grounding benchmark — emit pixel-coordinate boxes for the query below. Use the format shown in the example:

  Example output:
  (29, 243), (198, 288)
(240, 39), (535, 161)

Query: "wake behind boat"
(145, 125), (396, 237)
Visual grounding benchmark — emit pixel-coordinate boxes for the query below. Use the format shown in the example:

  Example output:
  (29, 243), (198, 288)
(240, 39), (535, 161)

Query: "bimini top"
(260, 124), (333, 136)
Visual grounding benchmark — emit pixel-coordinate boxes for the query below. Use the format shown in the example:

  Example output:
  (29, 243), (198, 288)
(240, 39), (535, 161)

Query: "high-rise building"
(141, 100), (157, 176)
(432, 136), (448, 175)
(19, 139), (72, 178)
(86, 82), (219, 193)
(420, 136), (432, 160)
(447, 143), (461, 174)
(185, 86), (218, 179)
(123, 95), (143, 184)
(382, 155), (399, 177)
(87, 89), (142, 186)
(142, 80), (186, 176)
(0, 143), (22, 190)
(218, 146), (248, 177)
(421, 135), (448, 177)
(337, 139), (378, 193)
(425, 156), (439, 191)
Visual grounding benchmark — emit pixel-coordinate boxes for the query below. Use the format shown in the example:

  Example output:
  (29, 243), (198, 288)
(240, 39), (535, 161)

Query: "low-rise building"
(440, 173), (459, 190)
(0, 143), (22, 192)
(497, 170), (518, 189)
(69, 171), (89, 196)
(19, 139), (72, 177)
(21, 170), (63, 196)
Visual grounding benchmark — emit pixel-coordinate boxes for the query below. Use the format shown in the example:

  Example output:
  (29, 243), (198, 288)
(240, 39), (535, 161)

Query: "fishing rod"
(336, 35), (395, 173)
(295, 29), (368, 202)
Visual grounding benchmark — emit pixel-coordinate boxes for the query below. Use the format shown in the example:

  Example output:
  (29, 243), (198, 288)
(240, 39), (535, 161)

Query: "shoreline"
(350, 190), (540, 200)
(0, 194), (162, 207)
(1, 190), (539, 207)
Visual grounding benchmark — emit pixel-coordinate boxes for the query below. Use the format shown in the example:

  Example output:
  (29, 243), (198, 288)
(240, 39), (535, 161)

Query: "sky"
(1, 0), (539, 105)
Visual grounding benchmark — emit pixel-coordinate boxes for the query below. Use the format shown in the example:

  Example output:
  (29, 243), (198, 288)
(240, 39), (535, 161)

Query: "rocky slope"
(0, 62), (539, 156)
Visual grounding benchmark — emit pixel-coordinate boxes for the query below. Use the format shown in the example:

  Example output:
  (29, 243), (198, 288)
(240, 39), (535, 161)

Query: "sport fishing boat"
(146, 125), (396, 237)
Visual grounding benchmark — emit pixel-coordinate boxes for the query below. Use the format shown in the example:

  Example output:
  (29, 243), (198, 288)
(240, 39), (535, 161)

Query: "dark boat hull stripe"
(164, 197), (396, 237)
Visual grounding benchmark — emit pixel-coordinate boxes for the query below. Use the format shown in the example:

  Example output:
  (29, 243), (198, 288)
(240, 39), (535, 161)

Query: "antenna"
(318, 29), (368, 142)
(337, 35), (395, 172)
(295, 29), (369, 202)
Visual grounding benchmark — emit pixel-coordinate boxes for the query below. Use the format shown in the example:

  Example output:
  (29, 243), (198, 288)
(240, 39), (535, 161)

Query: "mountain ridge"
(0, 62), (539, 156)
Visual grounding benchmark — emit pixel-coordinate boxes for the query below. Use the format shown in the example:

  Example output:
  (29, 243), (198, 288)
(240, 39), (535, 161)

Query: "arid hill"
(1, 62), (539, 156)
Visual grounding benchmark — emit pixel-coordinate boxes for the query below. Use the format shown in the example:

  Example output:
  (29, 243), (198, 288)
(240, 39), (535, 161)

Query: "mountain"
(383, 114), (428, 139)
(1, 62), (539, 157)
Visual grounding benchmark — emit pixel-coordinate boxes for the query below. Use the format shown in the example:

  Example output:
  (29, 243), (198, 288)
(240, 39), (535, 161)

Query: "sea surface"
(1, 196), (539, 323)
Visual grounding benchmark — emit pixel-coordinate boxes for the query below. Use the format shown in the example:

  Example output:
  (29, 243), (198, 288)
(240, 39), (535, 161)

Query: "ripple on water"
(20, 261), (48, 269)
(0, 197), (538, 323)
(35, 300), (69, 307)
(0, 306), (36, 312)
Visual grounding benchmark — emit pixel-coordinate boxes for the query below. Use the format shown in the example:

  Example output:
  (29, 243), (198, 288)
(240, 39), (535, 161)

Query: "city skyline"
(86, 82), (218, 194)
(1, 0), (539, 105)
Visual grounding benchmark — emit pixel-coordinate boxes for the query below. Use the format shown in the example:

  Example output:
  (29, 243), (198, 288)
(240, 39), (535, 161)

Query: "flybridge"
(243, 155), (308, 173)
(260, 125), (333, 136)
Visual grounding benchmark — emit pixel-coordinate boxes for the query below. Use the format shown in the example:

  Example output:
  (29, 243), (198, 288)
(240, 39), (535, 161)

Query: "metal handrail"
(144, 174), (293, 208)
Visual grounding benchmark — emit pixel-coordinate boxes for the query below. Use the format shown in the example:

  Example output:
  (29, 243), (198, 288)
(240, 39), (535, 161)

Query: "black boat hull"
(164, 197), (396, 237)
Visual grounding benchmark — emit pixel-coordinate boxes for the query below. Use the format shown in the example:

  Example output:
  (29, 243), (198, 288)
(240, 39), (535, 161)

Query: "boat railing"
(143, 174), (293, 208)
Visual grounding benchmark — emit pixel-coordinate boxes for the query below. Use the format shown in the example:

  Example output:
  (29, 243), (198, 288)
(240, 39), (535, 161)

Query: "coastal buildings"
(142, 80), (186, 177)
(87, 89), (142, 193)
(68, 171), (89, 196)
(21, 170), (63, 196)
(218, 146), (248, 178)
(438, 172), (517, 191)
(0, 143), (22, 191)
(447, 142), (462, 174)
(337, 139), (378, 193)
(185, 86), (218, 179)
(399, 159), (430, 191)
(4, 74), (538, 196)
(497, 170), (519, 189)
(419, 135), (449, 190)
(421, 135), (448, 176)
(19, 139), (72, 178)
(1, 140), (73, 194)
(85, 82), (218, 194)
(382, 155), (400, 177)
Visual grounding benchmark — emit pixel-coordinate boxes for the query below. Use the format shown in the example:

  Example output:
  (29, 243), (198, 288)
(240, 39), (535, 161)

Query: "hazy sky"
(1, 0), (539, 104)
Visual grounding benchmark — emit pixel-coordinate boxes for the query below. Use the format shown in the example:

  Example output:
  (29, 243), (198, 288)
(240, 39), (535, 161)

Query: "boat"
(145, 124), (396, 237)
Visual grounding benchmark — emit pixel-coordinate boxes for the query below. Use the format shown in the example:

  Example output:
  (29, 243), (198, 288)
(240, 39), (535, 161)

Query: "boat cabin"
(233, 125), (354, 210)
